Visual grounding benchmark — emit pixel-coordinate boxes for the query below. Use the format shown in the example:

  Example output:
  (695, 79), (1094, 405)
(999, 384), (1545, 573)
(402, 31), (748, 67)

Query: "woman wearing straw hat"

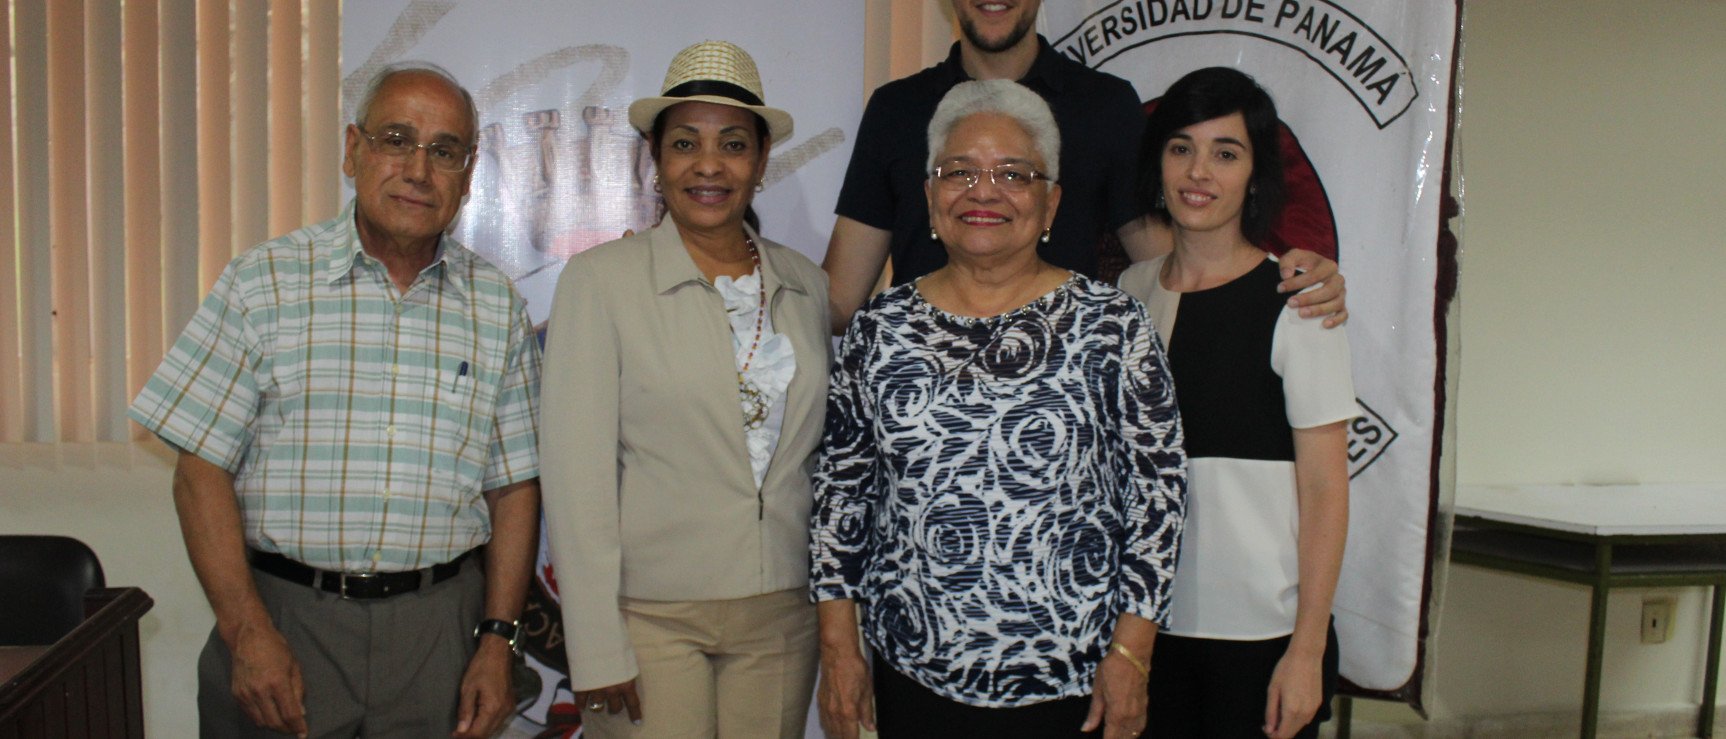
(539, 41), (829, 738)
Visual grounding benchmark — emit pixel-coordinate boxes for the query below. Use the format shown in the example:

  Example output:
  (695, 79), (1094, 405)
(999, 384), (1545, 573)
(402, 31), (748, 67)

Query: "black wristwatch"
(473, 618), (523, 655)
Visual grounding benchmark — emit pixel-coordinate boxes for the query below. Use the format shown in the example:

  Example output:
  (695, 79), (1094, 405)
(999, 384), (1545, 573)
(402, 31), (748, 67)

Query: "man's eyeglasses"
(356, 125), (474, 172)
(930, 162), (1054, 193)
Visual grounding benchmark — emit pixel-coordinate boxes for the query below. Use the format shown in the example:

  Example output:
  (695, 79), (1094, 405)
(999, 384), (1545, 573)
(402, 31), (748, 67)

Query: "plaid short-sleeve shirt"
(130, 200), (541, 572)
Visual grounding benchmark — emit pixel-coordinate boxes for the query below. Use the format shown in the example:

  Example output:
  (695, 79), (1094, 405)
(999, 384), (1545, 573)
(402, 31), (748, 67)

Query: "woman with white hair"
(810, 79), (1188, 739)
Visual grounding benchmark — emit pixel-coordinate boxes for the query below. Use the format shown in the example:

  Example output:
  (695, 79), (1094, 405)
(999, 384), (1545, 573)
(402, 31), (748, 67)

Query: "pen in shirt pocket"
(453, 360), (468, 391)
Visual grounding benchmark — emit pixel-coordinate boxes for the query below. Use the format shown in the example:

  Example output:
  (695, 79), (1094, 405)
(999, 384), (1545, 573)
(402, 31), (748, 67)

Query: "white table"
(1452, 483), (1726, 738)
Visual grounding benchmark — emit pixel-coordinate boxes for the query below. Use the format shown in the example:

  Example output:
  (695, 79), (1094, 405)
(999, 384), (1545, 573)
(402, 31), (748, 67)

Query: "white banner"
(1041, 0), (1458, 700)
(342, 3), (862, 735)
(342, 0), (860, 327)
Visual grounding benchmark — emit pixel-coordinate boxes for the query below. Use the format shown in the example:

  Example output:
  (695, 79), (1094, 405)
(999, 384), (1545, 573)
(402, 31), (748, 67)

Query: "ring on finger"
(587, 700), (605, 710)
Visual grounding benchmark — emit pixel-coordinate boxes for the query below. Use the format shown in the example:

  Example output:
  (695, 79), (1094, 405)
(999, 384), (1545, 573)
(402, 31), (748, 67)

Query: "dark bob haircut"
(1136, 67), (1285, 244)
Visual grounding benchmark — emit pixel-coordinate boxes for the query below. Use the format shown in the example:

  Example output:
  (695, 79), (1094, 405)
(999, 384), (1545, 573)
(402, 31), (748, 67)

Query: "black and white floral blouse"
(810, 274), (1188, 708)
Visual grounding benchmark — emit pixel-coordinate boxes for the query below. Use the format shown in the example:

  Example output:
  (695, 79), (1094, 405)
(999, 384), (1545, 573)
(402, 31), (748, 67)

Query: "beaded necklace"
(736, 238), (770, 431)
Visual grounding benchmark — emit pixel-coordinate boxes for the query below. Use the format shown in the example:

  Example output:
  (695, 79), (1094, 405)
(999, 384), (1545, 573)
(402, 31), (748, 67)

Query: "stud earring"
(930, 227), (939, 241)
(755, 181), (765, 193)
(1040, 228), (1051, 244)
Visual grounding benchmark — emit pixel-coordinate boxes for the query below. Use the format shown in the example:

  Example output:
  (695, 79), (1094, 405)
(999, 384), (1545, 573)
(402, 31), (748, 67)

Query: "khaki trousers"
(197, 558), (485, 738)
(582, 588), (818, 739)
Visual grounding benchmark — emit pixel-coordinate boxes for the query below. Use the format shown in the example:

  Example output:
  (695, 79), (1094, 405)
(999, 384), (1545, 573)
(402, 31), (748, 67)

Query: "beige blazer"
(539, 221), (830, 690)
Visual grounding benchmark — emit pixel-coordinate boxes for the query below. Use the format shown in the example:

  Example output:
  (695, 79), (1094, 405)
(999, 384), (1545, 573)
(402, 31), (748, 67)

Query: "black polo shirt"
(835, 36), (1146, 284)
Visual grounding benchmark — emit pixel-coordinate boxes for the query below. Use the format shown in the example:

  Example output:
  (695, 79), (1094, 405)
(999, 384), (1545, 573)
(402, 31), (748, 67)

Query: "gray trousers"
(198, 558), (486, 738)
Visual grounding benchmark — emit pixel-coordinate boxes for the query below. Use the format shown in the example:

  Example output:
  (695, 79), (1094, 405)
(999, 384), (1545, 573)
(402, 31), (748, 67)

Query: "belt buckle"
(337, 570), (378, 599)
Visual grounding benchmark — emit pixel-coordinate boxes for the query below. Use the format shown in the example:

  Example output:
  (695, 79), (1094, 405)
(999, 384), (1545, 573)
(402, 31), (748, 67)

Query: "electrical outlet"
(1641, 598), (1675, 644)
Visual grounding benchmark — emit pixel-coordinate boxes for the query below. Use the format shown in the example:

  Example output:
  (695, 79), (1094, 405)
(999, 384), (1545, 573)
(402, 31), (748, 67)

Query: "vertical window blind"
(2, 0), (340, 443)
(2, 0), (943, 446)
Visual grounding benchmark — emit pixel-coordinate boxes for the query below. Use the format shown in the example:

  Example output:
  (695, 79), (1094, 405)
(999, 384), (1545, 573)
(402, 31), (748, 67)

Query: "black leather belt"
(249, 549), (473, 600)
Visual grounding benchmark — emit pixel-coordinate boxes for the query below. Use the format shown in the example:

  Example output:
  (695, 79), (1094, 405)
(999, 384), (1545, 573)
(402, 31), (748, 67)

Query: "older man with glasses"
(130, 62), (541, 739)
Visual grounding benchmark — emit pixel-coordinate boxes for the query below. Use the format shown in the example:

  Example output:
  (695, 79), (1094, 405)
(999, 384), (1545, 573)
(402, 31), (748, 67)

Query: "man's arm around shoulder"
(823, 217), (894, 336)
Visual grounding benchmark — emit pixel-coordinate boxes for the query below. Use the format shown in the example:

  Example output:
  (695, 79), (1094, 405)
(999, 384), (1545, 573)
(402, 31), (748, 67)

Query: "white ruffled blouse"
(713, 270), (795, 488)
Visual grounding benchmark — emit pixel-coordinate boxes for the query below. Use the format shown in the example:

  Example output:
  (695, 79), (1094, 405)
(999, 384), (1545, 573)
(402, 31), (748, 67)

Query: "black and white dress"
(810, 274), (1187, 708)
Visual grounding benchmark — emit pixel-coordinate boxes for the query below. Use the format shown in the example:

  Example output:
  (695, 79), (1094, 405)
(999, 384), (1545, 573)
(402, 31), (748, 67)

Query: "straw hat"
(628, 40), (794, 142)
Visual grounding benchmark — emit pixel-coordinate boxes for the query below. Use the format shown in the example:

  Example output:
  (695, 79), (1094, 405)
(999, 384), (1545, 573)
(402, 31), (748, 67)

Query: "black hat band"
(662, 80), (764, 107)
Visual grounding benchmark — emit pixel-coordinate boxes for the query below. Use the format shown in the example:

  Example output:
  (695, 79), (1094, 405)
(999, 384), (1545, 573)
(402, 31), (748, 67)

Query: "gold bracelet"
(1109, 641), (1150, 679)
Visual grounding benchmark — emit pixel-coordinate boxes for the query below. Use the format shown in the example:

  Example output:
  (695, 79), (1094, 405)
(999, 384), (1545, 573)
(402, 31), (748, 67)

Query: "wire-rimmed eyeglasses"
(355, 125), (475, 172)
(930, 161), (1054, 193)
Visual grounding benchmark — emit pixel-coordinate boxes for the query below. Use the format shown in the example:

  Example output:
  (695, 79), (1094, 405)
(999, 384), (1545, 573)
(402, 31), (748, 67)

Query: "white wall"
(5, 0), (1725, 735)
(0, 445), (199, 738)
(1455, 1), (1726, 485)
(1432, 0), (1726, 726)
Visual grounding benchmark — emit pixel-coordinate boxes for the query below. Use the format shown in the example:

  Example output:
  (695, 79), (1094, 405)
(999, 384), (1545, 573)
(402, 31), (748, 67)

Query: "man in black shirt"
(822, 0), (1347, 334)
